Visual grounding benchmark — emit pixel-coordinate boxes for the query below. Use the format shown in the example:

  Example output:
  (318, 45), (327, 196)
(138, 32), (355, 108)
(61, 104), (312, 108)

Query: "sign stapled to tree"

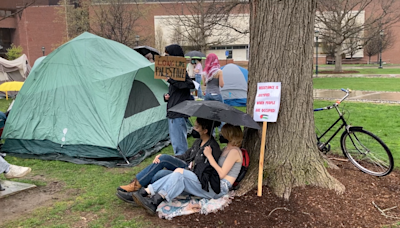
(154, 56), (186, 81)
(253, 82), (281, 122)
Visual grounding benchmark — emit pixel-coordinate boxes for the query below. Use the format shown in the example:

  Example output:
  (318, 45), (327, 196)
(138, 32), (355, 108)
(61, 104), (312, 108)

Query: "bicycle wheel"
(340, 128), (394, 177)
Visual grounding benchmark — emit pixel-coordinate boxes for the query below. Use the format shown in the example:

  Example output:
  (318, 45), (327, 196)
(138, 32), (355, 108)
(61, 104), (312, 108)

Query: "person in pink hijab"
(202, 53), (225, 135)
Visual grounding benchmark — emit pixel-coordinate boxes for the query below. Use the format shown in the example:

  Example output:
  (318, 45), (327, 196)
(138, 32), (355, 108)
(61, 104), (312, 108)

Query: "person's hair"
(196, 118), (220, 136)
(221, 124), (243, 147)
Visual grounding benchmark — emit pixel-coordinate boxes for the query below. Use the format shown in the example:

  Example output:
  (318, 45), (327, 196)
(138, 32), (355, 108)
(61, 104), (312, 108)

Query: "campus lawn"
(0, 99), (399, 227)
(316, 68), (400, 74)
(313, 77), (400, 92)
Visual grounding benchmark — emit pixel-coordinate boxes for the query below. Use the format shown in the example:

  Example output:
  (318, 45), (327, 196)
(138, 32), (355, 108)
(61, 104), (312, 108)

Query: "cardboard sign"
(253, 82), (281, 122)
(154, 55), (186, 81)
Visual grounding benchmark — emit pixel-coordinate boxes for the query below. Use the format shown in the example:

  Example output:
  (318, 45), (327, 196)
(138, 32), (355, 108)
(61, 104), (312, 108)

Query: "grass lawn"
(0, 99), (399, 227)
(313, 77), (400, 92)
(318, 64), (400, 67)
(316, 68), (400, 74)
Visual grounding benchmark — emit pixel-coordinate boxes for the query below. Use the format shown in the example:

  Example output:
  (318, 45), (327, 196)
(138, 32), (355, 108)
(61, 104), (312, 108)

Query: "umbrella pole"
(257, 122), (268, 196)
(5, 91), (7, 100)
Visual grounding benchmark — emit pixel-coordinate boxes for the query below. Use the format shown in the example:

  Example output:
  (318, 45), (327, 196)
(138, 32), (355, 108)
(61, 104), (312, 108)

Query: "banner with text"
(154, 56), (186, 81)
(253, 82), (281, 122)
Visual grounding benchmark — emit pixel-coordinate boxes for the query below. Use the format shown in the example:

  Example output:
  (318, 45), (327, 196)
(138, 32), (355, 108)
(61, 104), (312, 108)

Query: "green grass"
(313, 77), (400, 92)
(0, 98), (399, 227)
(316, 68), (400, 74)
(318, 63), (400, 67)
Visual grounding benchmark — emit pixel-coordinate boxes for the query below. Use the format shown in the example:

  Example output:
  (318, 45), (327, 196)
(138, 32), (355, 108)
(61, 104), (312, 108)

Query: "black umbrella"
(185, 51), (206, 59)
(168, 100), (261, 129)
(133, 46), (160, 57)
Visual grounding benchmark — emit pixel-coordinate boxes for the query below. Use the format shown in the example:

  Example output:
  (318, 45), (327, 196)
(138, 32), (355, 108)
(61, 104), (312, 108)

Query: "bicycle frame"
(314, 89), (350, 150)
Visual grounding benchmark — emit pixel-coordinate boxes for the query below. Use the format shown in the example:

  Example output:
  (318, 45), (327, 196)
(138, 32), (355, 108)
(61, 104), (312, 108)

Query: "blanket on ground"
(156, 191), (234, 220)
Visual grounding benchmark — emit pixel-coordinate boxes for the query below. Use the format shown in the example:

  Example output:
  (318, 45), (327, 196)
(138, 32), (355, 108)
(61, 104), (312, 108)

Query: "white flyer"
(253, 82), (281, 122)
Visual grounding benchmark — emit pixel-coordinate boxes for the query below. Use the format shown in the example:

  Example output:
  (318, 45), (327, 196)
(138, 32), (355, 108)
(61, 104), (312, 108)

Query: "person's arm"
(175, 139), (198, 161)
(204, 147), (241, 179)
(218, 70), (224, 88)
(168, 75), (195, 90)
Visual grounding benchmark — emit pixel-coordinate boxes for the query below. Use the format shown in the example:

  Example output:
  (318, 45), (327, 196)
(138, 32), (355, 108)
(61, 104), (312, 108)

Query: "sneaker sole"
(115, 192), (138, 206)
(131, 193), (156, 215)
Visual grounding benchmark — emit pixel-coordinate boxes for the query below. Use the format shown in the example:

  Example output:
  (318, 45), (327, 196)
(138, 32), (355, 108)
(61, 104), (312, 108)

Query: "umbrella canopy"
(0, 81), (24, 92)
(185, 51), (206, 59)
(169, 100), (260, 129)
(133, 46), (160, 57)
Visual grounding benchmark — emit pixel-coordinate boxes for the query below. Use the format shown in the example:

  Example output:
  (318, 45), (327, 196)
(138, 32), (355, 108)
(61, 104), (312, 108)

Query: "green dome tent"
(1, 32), (169, 167)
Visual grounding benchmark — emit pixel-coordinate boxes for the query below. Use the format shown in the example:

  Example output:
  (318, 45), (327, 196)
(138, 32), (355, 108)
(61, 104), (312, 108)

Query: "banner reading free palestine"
(253, 82), (281, 122)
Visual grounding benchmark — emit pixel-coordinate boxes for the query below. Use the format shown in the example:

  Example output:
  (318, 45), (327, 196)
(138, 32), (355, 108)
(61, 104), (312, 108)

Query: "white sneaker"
(4, 164), (31, 179)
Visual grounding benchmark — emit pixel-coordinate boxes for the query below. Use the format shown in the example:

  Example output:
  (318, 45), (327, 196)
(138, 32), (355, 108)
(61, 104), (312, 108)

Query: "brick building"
(1, 0), (400, 67)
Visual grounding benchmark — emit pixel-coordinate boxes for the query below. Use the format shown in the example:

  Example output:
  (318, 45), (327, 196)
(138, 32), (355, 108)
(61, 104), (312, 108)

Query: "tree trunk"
(239, 0), (345, 200)
(334, 43), (343, 72)
(369, 56), (371, 64)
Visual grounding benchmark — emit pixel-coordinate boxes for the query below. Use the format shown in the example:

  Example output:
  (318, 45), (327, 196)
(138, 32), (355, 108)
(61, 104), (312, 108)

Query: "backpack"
(232, 148), (250, 190)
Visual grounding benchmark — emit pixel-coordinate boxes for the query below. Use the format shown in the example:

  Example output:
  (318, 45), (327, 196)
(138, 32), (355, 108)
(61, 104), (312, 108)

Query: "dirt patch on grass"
(319, 70), (360, 74)
(161, 157), (400, 228)
(0, 177), (66, 226)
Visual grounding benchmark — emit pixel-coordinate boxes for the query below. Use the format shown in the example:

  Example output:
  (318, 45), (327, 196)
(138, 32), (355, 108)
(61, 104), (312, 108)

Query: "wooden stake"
(257, 121), (268, 196)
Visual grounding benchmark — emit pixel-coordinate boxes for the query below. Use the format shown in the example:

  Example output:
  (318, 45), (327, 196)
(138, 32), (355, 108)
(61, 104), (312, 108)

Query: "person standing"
(202, 53), (224, 101)
(163, 44), (195, 155)
(193, 59), (204, 99)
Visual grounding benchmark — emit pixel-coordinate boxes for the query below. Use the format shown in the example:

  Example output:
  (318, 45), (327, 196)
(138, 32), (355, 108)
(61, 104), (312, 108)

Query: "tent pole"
(117, 147), (130, 164)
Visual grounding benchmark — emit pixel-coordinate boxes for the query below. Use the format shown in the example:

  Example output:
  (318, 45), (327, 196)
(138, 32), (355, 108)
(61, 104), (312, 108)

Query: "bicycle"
(314, 88), (394, 177)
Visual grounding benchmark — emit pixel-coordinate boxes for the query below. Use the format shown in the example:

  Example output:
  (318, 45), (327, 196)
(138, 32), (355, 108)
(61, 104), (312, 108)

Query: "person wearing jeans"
(202, 53), (225, 134)
(131, 124), (243, 215)
(116, 118), (222, 203)
(194, 59), (203, 98)
(163, 44), (195, 156)
(0, 156), (31, 179)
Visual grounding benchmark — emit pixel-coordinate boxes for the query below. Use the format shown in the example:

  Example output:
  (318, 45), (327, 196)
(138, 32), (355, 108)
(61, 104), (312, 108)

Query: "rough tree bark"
(237, 0), (345, 200)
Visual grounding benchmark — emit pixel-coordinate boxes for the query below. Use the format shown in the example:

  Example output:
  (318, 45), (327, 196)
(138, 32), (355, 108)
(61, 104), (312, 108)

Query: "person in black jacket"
(116, 118), (221, 199)
(163, 44), (195, 156)
(130, 124), (244, 215)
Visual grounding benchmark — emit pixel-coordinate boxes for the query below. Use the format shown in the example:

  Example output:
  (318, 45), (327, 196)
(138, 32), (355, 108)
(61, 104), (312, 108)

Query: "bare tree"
(155, 25), (167, 54)
(316, 0), (400, 72)
(55, 0), (90, 41)
(239, 0), (344, 199)
(344, 26), (363, 59)
(364, 28), (395, 64)
(0, 0), (36, 22)
(91, 0), (148, 48)
(159, 0), (248, 53)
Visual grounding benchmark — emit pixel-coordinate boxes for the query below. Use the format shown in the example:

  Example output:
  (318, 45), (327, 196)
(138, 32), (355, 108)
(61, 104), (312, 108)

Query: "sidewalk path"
(314, 89), (400, 104)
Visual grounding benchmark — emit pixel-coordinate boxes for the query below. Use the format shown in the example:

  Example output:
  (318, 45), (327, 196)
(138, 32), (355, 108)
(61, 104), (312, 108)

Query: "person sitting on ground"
(0, 156), (31, 179)
(116, 118), (222, 200)
(128, 124), (243, 215)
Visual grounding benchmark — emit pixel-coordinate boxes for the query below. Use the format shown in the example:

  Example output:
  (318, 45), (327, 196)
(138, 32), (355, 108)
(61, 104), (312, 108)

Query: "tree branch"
(0, 0), (36, 22)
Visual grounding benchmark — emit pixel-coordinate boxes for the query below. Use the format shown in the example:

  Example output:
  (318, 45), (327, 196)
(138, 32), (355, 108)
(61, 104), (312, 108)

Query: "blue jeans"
(148, 169), (231, 202)
(195, 74), (203, 98)
(204, 93), (224, 134)
(0, 156), (10, 173)
(168, 118), (188, 155)
(135, 155), (188, 187)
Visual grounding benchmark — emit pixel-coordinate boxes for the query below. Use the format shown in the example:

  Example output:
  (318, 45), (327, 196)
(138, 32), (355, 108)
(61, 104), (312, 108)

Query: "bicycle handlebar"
(314, 88), (350, 112)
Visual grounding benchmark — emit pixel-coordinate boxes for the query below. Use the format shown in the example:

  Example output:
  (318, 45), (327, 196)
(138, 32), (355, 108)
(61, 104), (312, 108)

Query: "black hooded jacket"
(164, 44), (195, 119)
